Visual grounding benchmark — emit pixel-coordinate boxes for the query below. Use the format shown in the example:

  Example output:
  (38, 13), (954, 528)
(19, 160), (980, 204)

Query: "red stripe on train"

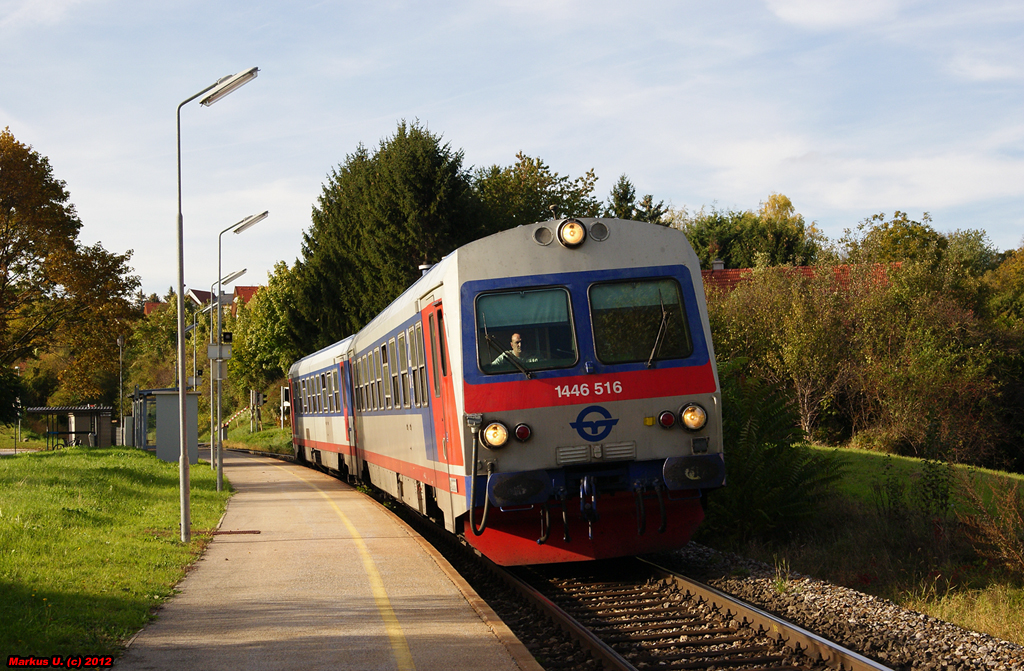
(463, 361), (716, 413)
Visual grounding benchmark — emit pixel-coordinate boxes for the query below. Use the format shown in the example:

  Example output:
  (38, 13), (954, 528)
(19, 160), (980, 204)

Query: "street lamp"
(216, 211), (267, 492)
(176, 66), (258, 543)
(117, 336), (124, 446)
(208, 268), (245, 471)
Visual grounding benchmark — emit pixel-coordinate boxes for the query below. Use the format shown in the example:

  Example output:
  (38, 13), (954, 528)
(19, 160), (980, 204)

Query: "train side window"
(352, 362), (361, 411)
(398, 333), (410, 408)
(301, 379), (309, 414)
(363, 356), (371, 411)
(359, 357), (367, 411)
(327, 372), (335, 413)
(315, 375), (323, 414)
(415, 322), (427, 406)
(437, 312), (448, 378)
(320, 373), (328, 413)
(381, 344), (392, 409)
(428, 313), (440, 397)
(333, 370), (342, 413)
(375, 347), (385, 409)
(589, 278), (693, 364)
(388, 339), (401, 408)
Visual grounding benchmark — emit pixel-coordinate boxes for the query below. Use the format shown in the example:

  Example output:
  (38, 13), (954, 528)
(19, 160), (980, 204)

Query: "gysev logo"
(570, 405), (619, 442)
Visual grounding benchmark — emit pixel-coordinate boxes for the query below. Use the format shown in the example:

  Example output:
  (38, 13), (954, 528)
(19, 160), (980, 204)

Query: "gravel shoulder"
(662, 543), (1024, 671)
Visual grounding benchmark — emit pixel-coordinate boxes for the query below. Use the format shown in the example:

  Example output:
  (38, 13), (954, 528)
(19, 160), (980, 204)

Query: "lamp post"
(117, 336), (124, 446)
(216, 212), (267, 492)
(208, 268), (245, 471)
(176, 66), (259, 543)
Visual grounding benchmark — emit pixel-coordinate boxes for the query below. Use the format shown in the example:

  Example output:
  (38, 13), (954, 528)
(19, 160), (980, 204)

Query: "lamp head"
(200, 67), (259, 106)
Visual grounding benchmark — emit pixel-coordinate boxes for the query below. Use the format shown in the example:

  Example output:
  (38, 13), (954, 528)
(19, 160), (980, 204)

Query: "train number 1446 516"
(555, 381), (623, 398)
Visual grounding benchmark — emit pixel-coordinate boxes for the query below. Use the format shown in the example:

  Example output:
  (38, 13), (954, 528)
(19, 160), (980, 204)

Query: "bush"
(697, 362), (845, 546)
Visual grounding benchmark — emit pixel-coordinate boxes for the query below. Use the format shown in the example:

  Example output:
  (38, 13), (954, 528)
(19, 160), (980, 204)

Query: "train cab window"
(589, 278), (693, 364)
(476, 288), (577, 374)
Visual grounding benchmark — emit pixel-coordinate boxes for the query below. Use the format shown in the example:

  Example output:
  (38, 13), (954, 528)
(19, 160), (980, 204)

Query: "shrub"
(697, 362), (845, 546)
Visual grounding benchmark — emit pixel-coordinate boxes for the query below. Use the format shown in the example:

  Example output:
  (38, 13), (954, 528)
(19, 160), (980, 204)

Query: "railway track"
(393, 499), (893, 671)
(504, 558), (892, 671)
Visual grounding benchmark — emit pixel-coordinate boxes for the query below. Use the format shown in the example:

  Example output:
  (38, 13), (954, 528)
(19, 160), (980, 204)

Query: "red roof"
(233, 286), (260, 304)
(144, 301), (167, 316)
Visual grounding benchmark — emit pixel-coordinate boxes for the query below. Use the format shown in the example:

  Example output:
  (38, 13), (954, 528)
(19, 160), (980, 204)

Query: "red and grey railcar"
(288, 218), (724, 565)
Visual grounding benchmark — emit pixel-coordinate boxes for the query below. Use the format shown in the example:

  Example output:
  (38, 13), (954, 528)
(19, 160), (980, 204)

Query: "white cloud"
(764, 0), (903, 30)
(0, 0), (89, 30)
(948, 47), (1022, 81)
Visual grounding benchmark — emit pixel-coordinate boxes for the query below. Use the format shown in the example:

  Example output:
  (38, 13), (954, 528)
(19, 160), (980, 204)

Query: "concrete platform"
(116, 450), (539, 671)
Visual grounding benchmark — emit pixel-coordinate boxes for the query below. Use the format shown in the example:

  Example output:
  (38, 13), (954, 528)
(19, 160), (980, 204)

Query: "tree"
(670, 194), (821, 269)
(293, 121), (480, 351)
(603, 174), (667, 224)
(474, 152), (600, 229)
(0, 128), (142, 414)
(0, 127), (82, 367)
(230, 262), (302, 392)
(835, 211), (946, 265)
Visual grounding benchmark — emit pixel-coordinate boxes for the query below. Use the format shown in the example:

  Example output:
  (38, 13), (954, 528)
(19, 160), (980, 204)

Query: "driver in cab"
(492, 333), (538, 366)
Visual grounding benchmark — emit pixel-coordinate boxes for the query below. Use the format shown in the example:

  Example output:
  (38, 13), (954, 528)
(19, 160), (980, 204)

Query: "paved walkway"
(116, 450), (536, 671)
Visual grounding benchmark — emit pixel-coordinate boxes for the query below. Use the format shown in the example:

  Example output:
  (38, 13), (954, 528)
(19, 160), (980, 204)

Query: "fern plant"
(697, 360), (846, 546)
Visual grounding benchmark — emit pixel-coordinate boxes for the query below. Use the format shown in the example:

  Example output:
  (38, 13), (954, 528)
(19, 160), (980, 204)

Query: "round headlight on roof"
(680, 403), (708, 432)
(557, 219), (587, 248)
(482, 421), (509, 449)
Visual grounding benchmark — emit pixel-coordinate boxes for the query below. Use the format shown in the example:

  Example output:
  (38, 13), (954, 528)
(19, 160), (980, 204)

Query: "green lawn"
(740, 444), (1024, 645)
(0, 447), (231, 657)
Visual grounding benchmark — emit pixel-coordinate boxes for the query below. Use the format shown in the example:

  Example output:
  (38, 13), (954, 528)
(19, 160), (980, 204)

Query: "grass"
(0, 446), (231, 657)
(726, 445), (1024, 646)
(0, 423), (49, 452)
(222, 423), (292, 455)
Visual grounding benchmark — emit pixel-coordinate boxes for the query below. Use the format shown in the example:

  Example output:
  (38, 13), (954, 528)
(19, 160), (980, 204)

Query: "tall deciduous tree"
(474, 152), (600, 228)
(0, 128), (141, 414)
(669, 194), (822, 269)
(0, 127), (81, 367)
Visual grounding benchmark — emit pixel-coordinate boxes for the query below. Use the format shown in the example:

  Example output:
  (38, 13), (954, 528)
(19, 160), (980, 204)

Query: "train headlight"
(557, 219), (587, 248)
(482, 421), (509, 449)
(680, 403), (708, 431)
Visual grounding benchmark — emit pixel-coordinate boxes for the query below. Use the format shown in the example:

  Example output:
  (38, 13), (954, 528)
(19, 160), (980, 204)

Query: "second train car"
(288, 217), (724, 566)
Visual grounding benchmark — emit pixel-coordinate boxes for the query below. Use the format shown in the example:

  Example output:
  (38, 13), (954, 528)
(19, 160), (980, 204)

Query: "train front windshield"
(590, 278), (692, 364)
(477, 288), (577, 373)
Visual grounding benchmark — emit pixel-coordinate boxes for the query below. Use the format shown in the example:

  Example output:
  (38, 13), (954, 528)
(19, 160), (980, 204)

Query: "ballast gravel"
(667, 543), (1024, 671)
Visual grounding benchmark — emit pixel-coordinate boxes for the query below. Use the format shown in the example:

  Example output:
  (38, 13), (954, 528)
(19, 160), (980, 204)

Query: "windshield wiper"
(482, 316), (532, 379)
(646, 291), (669, 369)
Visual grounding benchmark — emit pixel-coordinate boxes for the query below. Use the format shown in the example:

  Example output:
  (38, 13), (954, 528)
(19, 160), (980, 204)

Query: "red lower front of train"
(462, 493), (704, 566)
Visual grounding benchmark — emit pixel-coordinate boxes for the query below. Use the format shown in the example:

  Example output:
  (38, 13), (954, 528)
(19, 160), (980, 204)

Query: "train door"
(343, 352), (359, 480)
(424, 301), (463, 526)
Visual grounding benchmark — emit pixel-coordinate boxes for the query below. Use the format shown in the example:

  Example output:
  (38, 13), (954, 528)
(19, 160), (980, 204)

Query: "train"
(287, 217), (724, 566)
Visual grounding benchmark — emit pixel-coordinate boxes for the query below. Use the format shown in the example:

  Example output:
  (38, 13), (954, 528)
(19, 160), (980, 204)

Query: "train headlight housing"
(680, 403), (708, 432)
(557, 219), (587, 248)
(514, 423), (532, 442)
(482, 421), (509, 449)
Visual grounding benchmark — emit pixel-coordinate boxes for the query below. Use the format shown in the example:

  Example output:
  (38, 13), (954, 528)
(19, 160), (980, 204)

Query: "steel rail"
(640, 558), (894, 671)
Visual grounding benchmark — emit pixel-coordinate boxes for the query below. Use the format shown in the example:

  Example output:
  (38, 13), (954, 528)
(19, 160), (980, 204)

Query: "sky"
(1, 0), (1022, 298)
